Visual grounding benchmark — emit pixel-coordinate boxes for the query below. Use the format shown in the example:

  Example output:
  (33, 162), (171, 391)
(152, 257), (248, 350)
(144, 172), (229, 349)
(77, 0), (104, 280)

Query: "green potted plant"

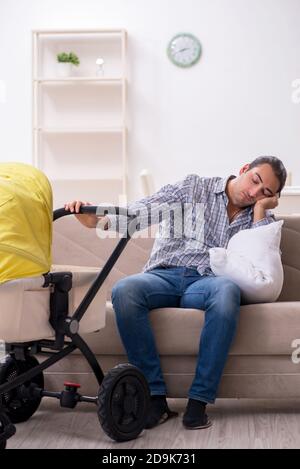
(56, 51), (80, 77)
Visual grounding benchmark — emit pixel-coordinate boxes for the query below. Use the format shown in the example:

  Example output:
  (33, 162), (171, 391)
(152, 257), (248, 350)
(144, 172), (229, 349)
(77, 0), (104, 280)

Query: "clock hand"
(175, 47), (189, 54)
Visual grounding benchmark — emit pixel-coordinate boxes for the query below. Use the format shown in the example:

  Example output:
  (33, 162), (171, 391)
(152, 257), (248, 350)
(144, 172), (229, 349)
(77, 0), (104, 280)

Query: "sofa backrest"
(52, 216), (154, 300)
(52, 214), (300, 302)
(277, 215), (300, 301)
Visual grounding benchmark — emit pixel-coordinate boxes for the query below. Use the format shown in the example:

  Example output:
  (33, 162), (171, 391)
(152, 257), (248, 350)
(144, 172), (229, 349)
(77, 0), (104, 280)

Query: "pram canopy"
(0, 162), (52, 284)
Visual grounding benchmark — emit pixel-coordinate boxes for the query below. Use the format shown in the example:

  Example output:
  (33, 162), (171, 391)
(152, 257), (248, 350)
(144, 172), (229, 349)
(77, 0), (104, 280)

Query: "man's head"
(228, 156), (287, 208)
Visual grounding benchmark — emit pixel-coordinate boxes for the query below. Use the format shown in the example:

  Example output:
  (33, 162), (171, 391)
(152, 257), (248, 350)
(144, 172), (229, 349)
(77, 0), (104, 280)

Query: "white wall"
(1, 0), (300, 201)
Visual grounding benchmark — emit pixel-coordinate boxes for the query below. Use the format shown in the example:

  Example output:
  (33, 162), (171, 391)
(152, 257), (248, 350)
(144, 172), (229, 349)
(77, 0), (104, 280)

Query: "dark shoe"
(145, 395), (178, 429)
(183, 398), (212, 430)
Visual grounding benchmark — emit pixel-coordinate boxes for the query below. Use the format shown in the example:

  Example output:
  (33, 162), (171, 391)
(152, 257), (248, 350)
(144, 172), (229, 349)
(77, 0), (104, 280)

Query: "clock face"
(167, 33), (201, 68)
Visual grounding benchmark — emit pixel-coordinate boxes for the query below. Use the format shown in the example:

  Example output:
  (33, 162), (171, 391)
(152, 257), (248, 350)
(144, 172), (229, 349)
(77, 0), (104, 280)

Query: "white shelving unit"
(32, 29), (127, 208)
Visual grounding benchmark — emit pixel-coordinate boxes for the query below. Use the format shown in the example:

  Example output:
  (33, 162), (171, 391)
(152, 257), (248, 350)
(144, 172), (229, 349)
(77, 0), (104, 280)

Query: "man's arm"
(65, 174), (198, 231)
(104, 174), (198, 233)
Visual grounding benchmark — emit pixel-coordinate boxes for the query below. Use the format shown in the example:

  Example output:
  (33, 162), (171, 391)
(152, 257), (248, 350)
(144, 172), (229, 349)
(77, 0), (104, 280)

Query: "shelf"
(39, 84), (123, 128)
(35, 127), (124, 134)
(51, 178), (126, 208)
(38, 131), (124, 181)
(35, 32), (124, 79)
(35, 77), (123, 84)
(34, 29), (125, 35)
(33, 28), (127, 203)
(281, 186), (300, 196)
(52, 177), (123, 182)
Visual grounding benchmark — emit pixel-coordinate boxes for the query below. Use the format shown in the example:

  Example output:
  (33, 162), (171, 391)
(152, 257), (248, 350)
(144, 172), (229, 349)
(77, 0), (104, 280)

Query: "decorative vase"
(57, 62), (72, 77)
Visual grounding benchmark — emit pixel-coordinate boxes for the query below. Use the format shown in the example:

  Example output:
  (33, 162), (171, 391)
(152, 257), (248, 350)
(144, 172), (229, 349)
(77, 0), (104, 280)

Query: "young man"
(65, 156), (286, 430)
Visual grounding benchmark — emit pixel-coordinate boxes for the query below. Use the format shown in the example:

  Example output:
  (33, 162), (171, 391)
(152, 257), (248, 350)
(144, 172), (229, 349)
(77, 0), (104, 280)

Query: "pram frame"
(0, 205), (148, 447)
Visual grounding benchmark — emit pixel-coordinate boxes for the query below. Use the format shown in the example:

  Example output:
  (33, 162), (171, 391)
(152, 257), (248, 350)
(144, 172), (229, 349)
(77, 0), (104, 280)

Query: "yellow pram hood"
(0, 162), (52, 284)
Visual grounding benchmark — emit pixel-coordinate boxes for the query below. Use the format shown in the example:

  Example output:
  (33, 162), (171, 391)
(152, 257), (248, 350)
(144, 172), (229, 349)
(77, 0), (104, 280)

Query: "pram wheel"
(0, 355), (44, 424)
(97, 363), (150, 442)
(0, 413), (8, 449)
(0, 411), (15, 450)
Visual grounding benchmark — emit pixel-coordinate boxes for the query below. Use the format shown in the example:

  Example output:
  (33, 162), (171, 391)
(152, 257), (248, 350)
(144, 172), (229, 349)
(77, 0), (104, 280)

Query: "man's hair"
(247, 156), (287, 196)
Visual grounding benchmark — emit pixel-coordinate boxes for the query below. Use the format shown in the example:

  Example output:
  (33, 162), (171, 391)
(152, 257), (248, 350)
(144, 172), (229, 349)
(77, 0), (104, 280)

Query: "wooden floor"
(6, 398), (300, 449)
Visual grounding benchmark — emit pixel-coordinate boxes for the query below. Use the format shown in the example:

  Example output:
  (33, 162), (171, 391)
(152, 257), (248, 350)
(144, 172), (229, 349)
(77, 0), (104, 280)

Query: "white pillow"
(209, 220), (284, 304)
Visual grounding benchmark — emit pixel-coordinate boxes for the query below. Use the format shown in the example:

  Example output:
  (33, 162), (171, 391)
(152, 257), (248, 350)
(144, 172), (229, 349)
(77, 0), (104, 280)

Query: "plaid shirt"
(107, 174), (275, 275)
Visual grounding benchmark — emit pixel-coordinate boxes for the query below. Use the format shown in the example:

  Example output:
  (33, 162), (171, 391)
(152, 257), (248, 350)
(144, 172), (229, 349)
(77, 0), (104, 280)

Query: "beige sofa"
(46, 214), (300, 399)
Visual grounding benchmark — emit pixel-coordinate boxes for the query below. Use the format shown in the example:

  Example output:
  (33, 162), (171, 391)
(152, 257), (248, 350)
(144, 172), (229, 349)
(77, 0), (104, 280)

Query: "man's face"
(232, 163), (280, 207)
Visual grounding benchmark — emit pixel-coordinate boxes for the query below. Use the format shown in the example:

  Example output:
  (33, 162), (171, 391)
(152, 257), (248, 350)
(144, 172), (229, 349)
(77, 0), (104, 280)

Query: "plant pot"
(57, 62), (72, 78)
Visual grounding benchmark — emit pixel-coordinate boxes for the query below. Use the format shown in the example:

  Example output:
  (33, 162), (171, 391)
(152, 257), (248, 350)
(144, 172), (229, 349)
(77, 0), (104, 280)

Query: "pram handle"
(52, 205), (138, 324)
(53, 205), (137, 221)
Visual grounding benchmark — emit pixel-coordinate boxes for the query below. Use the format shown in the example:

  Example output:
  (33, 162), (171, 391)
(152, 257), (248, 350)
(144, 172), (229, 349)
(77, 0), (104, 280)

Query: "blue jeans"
(111, 266), (241, 404)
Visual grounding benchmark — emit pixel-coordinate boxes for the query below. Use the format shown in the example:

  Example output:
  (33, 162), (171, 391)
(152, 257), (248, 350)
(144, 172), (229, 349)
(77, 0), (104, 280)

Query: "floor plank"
(6, 398), (300, 449)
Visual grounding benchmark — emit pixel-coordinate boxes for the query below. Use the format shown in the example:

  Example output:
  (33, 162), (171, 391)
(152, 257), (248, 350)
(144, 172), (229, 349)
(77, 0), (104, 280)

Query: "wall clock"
(167, 33), (202, 68)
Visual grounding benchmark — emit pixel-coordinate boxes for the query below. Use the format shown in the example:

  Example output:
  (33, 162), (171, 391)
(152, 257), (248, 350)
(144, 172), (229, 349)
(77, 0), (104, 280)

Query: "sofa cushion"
(82, 300), (300, 356)
(209, 220), (284, 303)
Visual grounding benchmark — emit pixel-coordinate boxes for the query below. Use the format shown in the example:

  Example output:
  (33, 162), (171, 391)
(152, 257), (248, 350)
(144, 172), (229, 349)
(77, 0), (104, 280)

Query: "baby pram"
(0, 163), (150, 449)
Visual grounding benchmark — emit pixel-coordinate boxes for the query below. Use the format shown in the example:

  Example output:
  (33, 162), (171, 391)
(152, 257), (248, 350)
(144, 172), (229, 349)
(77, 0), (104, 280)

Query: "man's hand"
(253, 194), (279, 223)
(255, 194), (279, 210)
(64, 201), (99, 228)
